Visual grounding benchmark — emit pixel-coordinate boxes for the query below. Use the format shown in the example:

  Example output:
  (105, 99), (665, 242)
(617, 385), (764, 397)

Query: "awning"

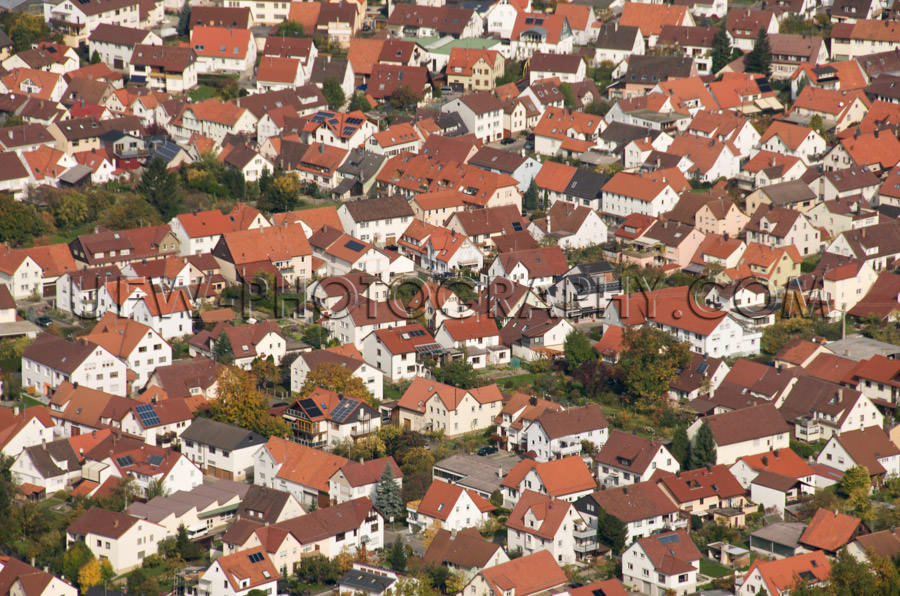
(754, 96), (784, 111)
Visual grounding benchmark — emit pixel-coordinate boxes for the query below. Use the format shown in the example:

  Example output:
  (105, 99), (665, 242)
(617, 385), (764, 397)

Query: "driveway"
(385, 526), (426, 557)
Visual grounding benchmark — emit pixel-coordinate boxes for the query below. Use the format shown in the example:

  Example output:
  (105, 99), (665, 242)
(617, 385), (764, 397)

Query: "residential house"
(446, 48), (504, 92)
(499, 306), (575, 362)
(622, 530), (701, 596)
(486, 246), (569, 291)
(463, 551), (568, 596)
(66, 507), (166, 574)
(337, 196), (415, 247)
(181, 418), (268, 481)
(328, 457), (403, 505)
(759, 121), (826, 162)
(254, 437), (348, 508)
(823, 129), (900, 173)
(655, 465), (749, 519)
(190, 26), (256, 74)
(595, 430), (680, 488)
(423, 528), (509, 580)
(442, 93), (504, 144)
(602, 170), (685, 218)
(0, 406), (55, 458)
(361, 323), (439, 383)
(528, 202), (607, 250)
(273, 497), (384, 557)
(533, 106), (603, 158)
(574, 482), (687, 546)
(198, 548), (279, 596)
(738, 551), (831, 596)
(799, 508), (867, 556)
(81, 313), (170, 388)
(22, 333), (127, 397)
(521, 404), (608, 462)
(281, 387), (380, 447)
(407, 479), (495, 532)
(745, 205), (820, 257)
(0, 556), (76, 595)
(500, 456), (597, 507)
(506, 490), (586, 564)
(816, 426), (900, 486)
(396, 377), (503, 435)
(88, 24), (161, 72)
(434, 315), (508, 369)
(290, 347), (383, 400)
(11, 438), (81, 494)
(687, 404), (791, 465)
(594, 23), (644, 66)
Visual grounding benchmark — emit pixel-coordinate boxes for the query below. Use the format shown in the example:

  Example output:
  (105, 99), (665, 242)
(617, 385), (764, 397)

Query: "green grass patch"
(383, 381), (404, 401)
(699, 558), (732, 578)
(495, 372), (536, 390)
(21, 396), (44, 408)
(189, 85), (217, 102)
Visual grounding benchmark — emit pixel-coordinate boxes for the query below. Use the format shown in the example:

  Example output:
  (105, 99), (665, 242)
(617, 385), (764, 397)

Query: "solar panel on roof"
(757, 80), (773, 93)
(342, 126), (356, 136)
(658, 534), (680, 544)
(511, 221), (523, 231)
(116, 456), (134, 467)
(147, 454), (164, 467)
(312, 113), (327, 122)
(135, 403), (161, 427)
(696, 362), (709, 374)
(248, 552), (265, 563)
(299, 398), (323, 418)
(330, 398), (358, 423)
(345, 240), (365, 252)
(347, 117), (363, 124)
(409, 329), (426, 337)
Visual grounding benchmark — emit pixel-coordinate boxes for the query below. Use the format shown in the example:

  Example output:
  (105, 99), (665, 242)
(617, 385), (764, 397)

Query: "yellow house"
(447, 48), (505, 92)
(397, 377), (503, 436)
(724, 242), (802, 290)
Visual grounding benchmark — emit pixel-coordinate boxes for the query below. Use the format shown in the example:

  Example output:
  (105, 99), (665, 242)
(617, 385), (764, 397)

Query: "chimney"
(762, 455), (769, 466)
(623, 486), (628, 495)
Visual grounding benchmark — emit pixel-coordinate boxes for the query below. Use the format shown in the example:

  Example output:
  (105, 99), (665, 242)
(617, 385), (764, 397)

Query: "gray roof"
(180, 417), (268, 451)
(339, 568), (397, 593)
(825, 335), (900, 361)
(127, 479), (250, 523)
(565, 168), (607, 200)
(761, 179), (816, 205)
(600, 122), (659, 152)
(595, 23), (640, 50)
(433, 452), (522, 497)
(237, 485), (296, 524)
(337, 147), (387, 181)
(59, 164), (94, 185)
(750, 522), (807, 548)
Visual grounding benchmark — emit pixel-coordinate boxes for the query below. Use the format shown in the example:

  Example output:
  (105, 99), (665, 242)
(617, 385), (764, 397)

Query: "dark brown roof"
(469, 146), (527, 174)
(237, 485), (294, 524)
(22, 438), (79, 478)
(424, 528), (503, 569)
(388, 4), (476, 36)
(275, 497), (376, 543)
(22, 334), (98, 374)
(343, 196), (414, 222)
(459, 91), (504, 115)
(834, 426), (900, 476)
(0, 151), (28, 182)
(533, 404), (608, 439)
(596, 23), (641, 50)
(340, 457), (403, 487)
(68, 506), (141, 538)
(148, 357), (221, 398)
(71, 0), (139, 17)
(751, 469), (802, 491)
(594, 429), (665, 475)
(702, 403), (791, 447)
(582, 481), (678, 523)
(657, 25), (717, 47)
(191, 6), (252, 29)
(530, 52), (583, 74)
(57, 117), (103, 141)
(853, 527), (900, 559)
(130, 44), (197, 71)
(88, 23), (152, 45)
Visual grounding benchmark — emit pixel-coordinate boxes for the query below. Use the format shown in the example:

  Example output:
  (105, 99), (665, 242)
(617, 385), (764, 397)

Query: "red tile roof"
(477, 550), (567, 596)
(415, 479), (494, 521)
(501, 456), (596, 497)
(740, 448), (815, 480)
(799, 508), (863, 552)
(745, 551), (830, 595)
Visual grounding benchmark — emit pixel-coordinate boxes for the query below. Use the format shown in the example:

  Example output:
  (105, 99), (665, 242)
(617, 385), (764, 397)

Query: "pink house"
(628, 220), (706, 269)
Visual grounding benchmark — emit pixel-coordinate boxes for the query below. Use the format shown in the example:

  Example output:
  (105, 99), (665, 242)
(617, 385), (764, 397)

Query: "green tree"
(322, 77), (346, 110)
(62, 542), (93, 584)
(53, 191), (89, 230)
(175, 524), (203, 560)
(745, 28), (772, 75)
(558, 82), (576, 109)
(389, 85), (420, 111)
(78, 558), (103, 593)
(0, 194), (45, 246)
(297, 554), (341, 584)
(301, 323), (330, 349)
(618, 326), (691, 399)
(387, 540), (407, 572)
(596, 506), (627, 554)
(489, 489), (503, 507)
(690, 422), (717, 469)
(523, 178), (539, 210)
(176, 0), (191, 36)
(213, 331), (234, 365)
(138, 156), (181, 219)
(433, 359), (478, 389)
(126, 567), (159, 596)
(98, 193), (161, 230)
(809, 114), (827, 138)
(301, 361), (376, 407)
(374, 464), (404, 522)
(348, 92), (372, 112)
(1, 13), (52, 52)
(840, 465), (870, 497)
(670, 425), (691, 469)
(144, 478), (168, 500)
(711, 18), (732, 73)
(275, 20), (305, 37)
(564, 329), (594, 372)
(260, 172), (301, 213)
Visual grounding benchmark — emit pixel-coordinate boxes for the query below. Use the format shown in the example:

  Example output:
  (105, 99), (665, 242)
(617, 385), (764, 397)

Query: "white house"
(11, 438), (81, 494)
(328, 457), (403, 505)
(88, 24), (161, 72)
(816, 426), (900, 486)
(506, 490), (585, 564)
(595, 430), (680, 488)
(442, 93), (504, 144)
(574, 482), (687, 546)
(522, 404), (609, 462)
(623, 530), (701, 596)
(181, 418), (269, 482)
(528, 202), (608, 250)
(486, 246), (569, 291)
(406, 479), (495, 533)
(81, 313), (171, 388)
(21, 333), (127, 397)
(602, 171), (683, 218)
(396, 377), (504, 436)
(434, 315), (508, 370)
(688, 404), (791, 466)
(337, 196), (415, 247)
(191, 26), (257, 75)
(198, 548), (279, 596)
(0, 406), (56, 458)
(290, 348), (383, 400)
(67, 507), (166, 574)
(361, 323), (437, 383)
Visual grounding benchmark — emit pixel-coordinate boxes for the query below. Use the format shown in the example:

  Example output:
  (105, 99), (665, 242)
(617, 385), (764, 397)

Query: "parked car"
(36, 316), (52, 328)
(501, 137), (515, 145)
(477, 446), (498, 456)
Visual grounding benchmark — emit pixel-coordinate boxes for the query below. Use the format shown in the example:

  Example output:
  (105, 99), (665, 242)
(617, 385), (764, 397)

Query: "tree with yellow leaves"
(301, 361), (378, 408)
(77, 559), (102, 594)
(209, 367), (289, 437)
(422, 521), (443, 549)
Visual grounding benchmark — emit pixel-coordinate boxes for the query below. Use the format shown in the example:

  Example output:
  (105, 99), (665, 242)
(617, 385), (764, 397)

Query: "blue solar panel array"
(135, 403), (161, 427)
(248, 552), (265, 563)
(345, 240), (365, 252)
(330, 398), (358, 423)
(147, 454), (164, 467)
(116, 455), (134, 467)
(658, 534), (680, 545)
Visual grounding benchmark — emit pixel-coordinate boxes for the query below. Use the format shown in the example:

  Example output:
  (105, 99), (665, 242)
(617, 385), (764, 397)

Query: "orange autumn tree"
(300, 361), (378, 408)
(209, 366), (289, 437)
